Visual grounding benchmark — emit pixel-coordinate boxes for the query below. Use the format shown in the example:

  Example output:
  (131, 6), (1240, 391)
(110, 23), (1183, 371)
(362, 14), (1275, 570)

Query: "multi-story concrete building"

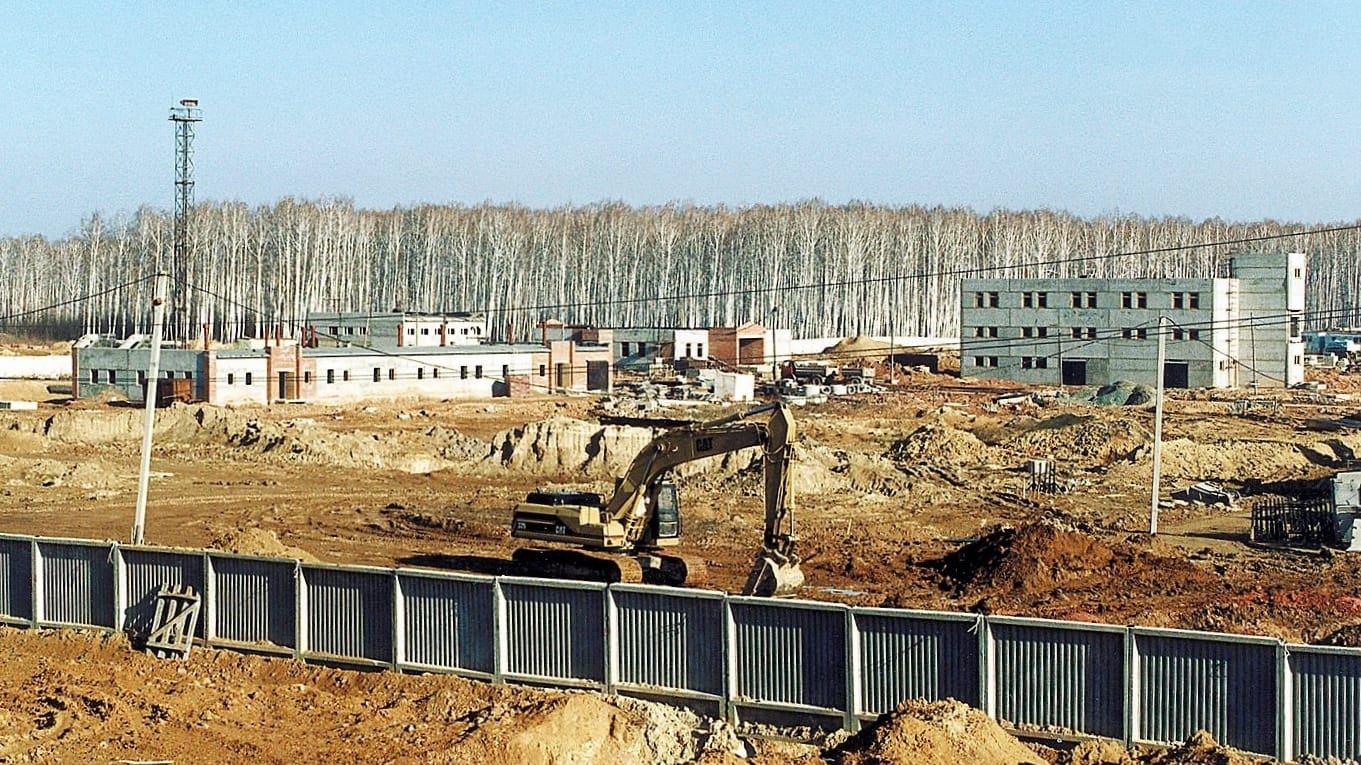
(959, 252), (1305, 389)
(307, 311), (487, 348)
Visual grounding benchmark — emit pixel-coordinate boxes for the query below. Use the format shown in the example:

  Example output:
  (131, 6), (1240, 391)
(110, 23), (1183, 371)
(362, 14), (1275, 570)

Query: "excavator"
(508, 402), (805, 597)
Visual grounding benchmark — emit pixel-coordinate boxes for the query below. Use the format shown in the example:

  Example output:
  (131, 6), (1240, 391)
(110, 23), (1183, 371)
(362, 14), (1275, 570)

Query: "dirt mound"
(829, 698), (1044, 765)
(1157, 438), (1313, 482)
(485, 416), (657, 477)
(936, 522), (1219, 611)
(889, 421), (992, 466)
(940, 521), (1116, 595)
(453, 694), (655, 764)
(1061, 730), (1270, 764)
(1010, 414), (1150, 464)
(822, 336), (897, 357)
(207, 527), (319, 562)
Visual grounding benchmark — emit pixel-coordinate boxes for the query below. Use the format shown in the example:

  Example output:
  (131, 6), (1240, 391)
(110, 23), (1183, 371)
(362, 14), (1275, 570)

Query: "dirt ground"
(0, 366), (1359, 761)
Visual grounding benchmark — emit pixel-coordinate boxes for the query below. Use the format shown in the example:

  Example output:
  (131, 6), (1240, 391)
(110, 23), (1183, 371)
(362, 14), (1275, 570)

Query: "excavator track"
(652, 554), (708, 588)
(510, 548), (645, 584)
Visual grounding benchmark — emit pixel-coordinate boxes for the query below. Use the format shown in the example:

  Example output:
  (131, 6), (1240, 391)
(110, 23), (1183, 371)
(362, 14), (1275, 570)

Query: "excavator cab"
(645, 480), (681, 543)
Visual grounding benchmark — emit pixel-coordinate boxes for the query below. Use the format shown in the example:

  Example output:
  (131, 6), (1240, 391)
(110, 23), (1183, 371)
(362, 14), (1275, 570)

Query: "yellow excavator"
(509, 402), (804, 597)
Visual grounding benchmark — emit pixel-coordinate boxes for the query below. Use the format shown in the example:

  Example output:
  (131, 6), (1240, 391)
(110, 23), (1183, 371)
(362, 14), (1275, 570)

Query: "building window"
(138, 371), (146, 386)
(303, 371), (311, 383)
(1294, 268), (1303, 278)
(346, 327), (355, 335)
(227, 373), (235, 385)
(108, 370), (118, 383)
(327, 369), (335, 384)
(973, 356), (999, 368)
(417, 368), (425, 380)
(1036, 357), (1048, 369)
(538, 364), (547, 377)
(1189, 292), (1200, 308)
(475, 365), (483, 379)
(1022, 357), (1049, 370)
(1022, 357), (1032, 369)
(1021, 291), (1048, 309)
(1070, 327), (1083, 339)
(988, 292), (999, 307)
(245, 373), (253, 386)
(974, 292), (985, 308)
(685, 343), (693, 357)
(90, 369), (101, 383)
(1172, 328), (1185, 341)
(461, 328), (468, 335)
(1188, 329), (1200, 341)
(373, 368), (381, 382)
(432, 368), (440, 379)
(696, 343), (704, 357)
(360, 327), (368, 335)
(329, 326), (339, 335)
(1172, 293), (1183, 309)
(1022, 327), (1034, 338)
(1036, 292), (1048, 308)
(421, 327), (430, 335)
(388, 368), (396, 380)
(1294, 354), (1303, 365)
(502, 364), (509, 378)
(1022, 292), (1033, 308)
(343, 370), (350, 381)
(1137, 328), (1148, 340)
(407, 328), (416, 336)
(461, 366), (468, 380)
(1122, 292), (1148, 309)
(622, 342), (631, 356)
(987, 327), (999, 338)
(1121, 328), (1133, 340)
(1086, 292), (1097, 308)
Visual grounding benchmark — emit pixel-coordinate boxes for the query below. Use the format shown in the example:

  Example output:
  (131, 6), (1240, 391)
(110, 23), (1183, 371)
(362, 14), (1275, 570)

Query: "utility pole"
(1150, 315), (1167, 535)
(769, 305), (780, 384)
(169, 98), (201, 343)
(132, 273), (169, 545)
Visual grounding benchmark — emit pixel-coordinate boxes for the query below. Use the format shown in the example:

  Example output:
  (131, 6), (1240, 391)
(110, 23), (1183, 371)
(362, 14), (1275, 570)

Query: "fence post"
(723, 596), (737, 725)
(29, 538), (41, 627)
(1122, 628), (1135, 746)
(491, 578), (506, 684)
(391, 571), (405, 671)
(844, 609), (860, 732)
(1276, 641), (1292, 762)
(111, 543), (125, 634)
(293, 562), (307, 660)
(603, 586), (619, 696)
(978, 614), (996, 718)
(202, 552), (216, 643)
(1127, 630), (1142, 745)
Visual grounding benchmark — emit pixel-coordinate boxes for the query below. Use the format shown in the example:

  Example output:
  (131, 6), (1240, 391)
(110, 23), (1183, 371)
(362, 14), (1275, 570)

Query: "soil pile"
(936, 522), (1219, 617)
(1010, 414), (1149, 465)
(1061, 730), (1272, 764)
(829, 698), (1044, 765)
(207, 527), (319, 562)
(889, 421), (992, 466)
(485, 416), (656, 477)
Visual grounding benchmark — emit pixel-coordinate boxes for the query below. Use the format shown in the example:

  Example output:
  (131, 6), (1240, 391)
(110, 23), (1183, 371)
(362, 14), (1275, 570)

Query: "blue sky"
(3, 1), (1360, 238)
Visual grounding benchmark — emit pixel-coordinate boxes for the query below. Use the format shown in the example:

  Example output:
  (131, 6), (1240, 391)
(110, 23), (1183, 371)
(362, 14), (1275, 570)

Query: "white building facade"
(308, 312), (487, 348)
(959, 252), (1305, 389)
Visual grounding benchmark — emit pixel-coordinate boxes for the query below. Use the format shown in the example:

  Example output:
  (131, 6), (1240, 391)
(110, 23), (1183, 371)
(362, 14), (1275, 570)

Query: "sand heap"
(889, 421), (992, 466)
(207, 527), (319, 562)
(829, 698), (1044, 765)
(1063, 730), (1270, 764)
(937, 521), (1216, 605)
(1009, 413), (1150, 465)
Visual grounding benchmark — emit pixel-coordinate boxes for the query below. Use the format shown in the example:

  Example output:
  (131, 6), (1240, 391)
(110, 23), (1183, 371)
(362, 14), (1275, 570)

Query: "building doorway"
(585, 361), (609, 391)
(1163, 362), (1189, 389)
(1061, 359), (1087, 386)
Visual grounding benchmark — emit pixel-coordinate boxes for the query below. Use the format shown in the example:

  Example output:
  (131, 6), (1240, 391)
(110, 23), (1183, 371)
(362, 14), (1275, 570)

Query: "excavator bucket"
(741, 550), (805, 597)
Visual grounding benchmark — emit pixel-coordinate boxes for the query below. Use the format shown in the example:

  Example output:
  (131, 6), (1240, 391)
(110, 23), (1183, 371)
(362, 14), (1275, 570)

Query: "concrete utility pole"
(769, 305), (780, 384)
(132, 274), (169, 545)
(1150, 315), (1168, 535)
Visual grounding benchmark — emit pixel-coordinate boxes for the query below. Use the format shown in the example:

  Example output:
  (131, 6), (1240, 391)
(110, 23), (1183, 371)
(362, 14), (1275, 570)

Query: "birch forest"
(1, 199), (1358, 342)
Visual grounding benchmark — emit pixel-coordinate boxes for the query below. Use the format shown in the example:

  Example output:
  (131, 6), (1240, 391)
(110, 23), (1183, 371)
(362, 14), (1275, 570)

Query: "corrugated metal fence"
(0, 533), (1355, 761)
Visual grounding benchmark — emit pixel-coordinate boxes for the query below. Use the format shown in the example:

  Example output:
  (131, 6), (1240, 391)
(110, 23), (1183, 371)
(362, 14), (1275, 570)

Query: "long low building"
(959, 252), (1305, 389)
(75, 340), (613, 405)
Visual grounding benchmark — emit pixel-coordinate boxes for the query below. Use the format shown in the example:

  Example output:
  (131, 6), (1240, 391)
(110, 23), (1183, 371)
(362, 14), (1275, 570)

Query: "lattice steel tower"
(169, 98), (201, 341)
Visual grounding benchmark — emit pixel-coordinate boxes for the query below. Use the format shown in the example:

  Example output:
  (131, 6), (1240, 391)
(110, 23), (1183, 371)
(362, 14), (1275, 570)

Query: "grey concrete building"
(959, 252), (1305, 389)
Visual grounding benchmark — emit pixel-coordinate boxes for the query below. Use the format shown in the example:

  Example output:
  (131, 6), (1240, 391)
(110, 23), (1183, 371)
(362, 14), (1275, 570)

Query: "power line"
(0, 276), (153, 324)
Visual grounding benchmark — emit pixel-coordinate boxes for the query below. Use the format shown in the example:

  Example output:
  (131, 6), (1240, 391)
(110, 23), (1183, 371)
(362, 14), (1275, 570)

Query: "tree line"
(1, 199), (1357, 342)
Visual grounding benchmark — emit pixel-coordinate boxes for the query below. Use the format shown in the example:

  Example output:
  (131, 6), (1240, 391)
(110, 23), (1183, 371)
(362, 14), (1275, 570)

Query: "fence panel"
(208, 554), (296, 650)
(989, 617), (1125, 739)
(500, 578), (605, 686)
(1290, 645), (1361, 761)
(730, 598), (846, 714)
(0, 536), (32, 623)
(302, 566), (394, 664)
(611, 585), (725, 699)
(398, 571), (494, 676)
(121, 548), (205, 640)
(853, 608), (980, 715)
(37, 540), (114, 629)
(1134, 629), (1278, 755)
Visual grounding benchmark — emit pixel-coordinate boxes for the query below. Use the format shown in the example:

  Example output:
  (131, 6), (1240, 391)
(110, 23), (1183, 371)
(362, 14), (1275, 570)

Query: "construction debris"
(143, 583), (202, 659)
